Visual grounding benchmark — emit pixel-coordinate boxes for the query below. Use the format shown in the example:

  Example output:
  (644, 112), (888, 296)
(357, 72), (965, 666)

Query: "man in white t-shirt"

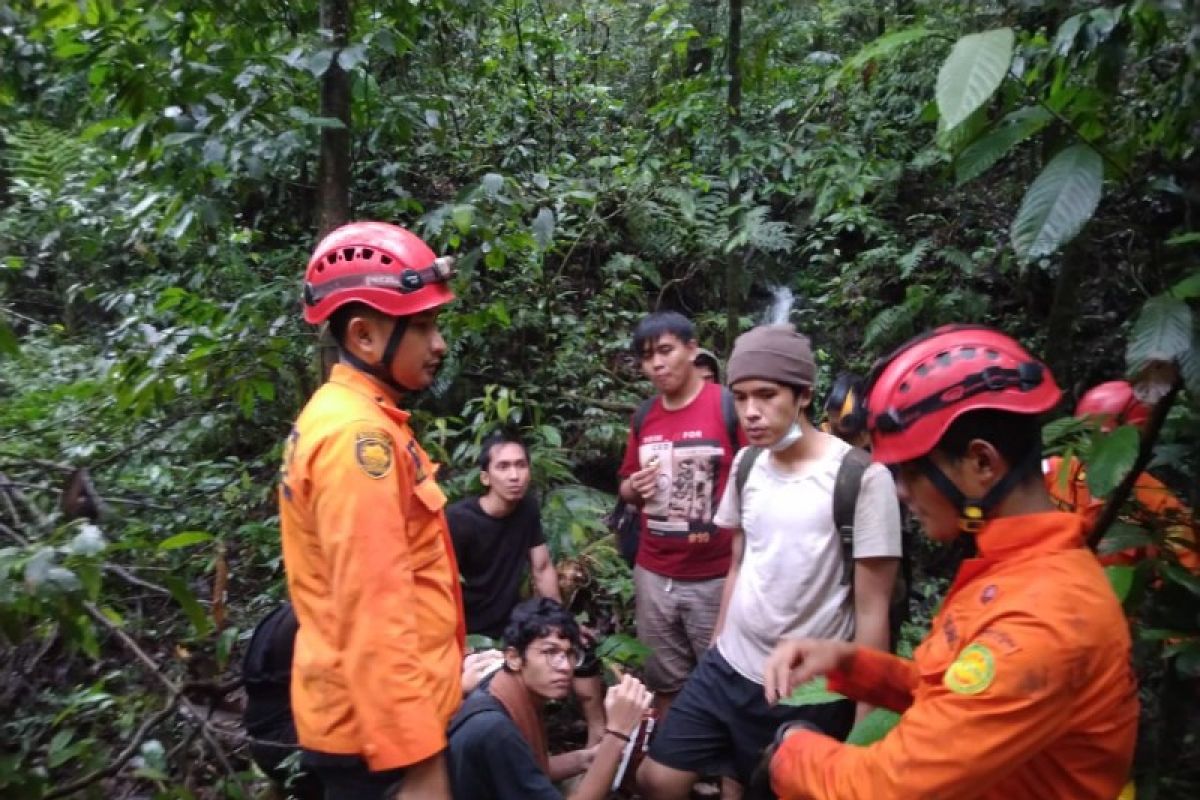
(637, 324), (902, 800)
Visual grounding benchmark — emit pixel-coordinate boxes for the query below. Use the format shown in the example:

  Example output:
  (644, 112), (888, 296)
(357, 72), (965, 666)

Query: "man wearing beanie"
(637, 324), (902, 800)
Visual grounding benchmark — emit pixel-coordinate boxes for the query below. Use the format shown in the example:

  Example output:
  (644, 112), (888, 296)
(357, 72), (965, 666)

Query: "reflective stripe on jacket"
(279, 364), (465, 771)
(771, 512), (1138, 799)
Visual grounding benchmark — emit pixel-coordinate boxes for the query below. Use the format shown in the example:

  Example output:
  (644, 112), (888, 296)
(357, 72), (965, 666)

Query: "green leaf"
(532, 207), (555, 249)
(158, 531), (215, 551)
(846, 708), (901, 745)
(1176, 650), (1200, 678)
(1160, 563), (1200, 597)
(1169, 270), (1200, 299)
(165, 576), (213, 636)
(1105, 565), (1135, 602)
(1097, 522), (1151, 556)
(779, 677), (847, 707)
(1165, 232), (1200, 248)
(466, 634), (498, 651)
(0, 315), (18, 357)
(1125, 295), (1194, 374)
(1011, 144), (1104, 262)
(1085, 425), (1140, 498)
(936, 28), (1014, 132)
(595, 633), (652, 668)
(955, 107), (1052, 185)
(838, 27), (934, 79)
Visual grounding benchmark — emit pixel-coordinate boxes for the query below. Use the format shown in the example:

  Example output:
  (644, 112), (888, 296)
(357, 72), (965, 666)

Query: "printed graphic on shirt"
(355, 431), (394, 479)
(943, 642), (996, 695)
(639, 438), (724, 539)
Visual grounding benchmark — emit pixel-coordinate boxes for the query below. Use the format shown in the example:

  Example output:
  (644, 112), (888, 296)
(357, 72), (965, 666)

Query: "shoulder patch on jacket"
(355, 431), (394, 478)
(943, 642), (995, 695)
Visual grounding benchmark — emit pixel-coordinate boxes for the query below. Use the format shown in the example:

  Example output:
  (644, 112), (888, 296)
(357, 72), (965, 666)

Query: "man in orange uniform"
(761, 325), (1139, 799)
(1043, 380), (1199, 572)
(279, 221), (466, 799)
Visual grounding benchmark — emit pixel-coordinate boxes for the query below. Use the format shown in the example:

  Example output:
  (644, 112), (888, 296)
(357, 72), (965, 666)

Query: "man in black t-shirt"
(447, 432), (606, 744)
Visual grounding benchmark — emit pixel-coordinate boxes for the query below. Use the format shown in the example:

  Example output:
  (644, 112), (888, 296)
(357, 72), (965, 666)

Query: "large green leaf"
(936, 28), (1014, 132)
(0, 315), (17, 357)
(1011, 144), (1104, 262)
(1125, 295), (1194, 374)
(955, 107), (1052, 185)
(1085, 425), (1140, 498)
(846, 708), (901, 745)
(1105, 565), (1135, 603)
(779, 677), (847, 707)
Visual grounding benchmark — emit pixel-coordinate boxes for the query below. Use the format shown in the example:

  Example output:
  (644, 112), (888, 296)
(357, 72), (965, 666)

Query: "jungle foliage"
(1, 0), (1198, 797)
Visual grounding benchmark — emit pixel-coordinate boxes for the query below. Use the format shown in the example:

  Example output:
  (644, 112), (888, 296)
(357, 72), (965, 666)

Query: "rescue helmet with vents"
(302, 221), (455, 325)
(865, 325), (1062, 465)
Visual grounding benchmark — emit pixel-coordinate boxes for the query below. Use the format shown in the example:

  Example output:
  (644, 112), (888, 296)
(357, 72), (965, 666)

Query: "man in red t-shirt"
(618, 311), (742, 715)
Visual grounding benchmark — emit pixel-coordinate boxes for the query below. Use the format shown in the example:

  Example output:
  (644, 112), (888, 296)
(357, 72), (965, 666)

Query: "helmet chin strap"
(917, 448), (1041, 533)
(340, 317), (420, 395)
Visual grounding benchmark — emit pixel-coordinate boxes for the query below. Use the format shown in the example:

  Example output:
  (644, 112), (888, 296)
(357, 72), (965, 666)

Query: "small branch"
(1088, 376), (1183, 548)
(104, 564), (174, 598)
(42, 699), (178, 800)
(83, 602), (247, 792)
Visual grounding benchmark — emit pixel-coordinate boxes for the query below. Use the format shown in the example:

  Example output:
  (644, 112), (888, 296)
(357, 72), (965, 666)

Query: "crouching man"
(447, 598), (653, 800)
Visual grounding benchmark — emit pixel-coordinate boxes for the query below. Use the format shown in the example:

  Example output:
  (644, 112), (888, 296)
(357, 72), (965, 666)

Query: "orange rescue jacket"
(1044, 455), (1199, 573)
(771, 512), (1138, 800)
(279, 365), (466, 771)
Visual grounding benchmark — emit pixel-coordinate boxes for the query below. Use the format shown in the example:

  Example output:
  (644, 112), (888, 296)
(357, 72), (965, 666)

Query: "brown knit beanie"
(726, 324), (816, 388)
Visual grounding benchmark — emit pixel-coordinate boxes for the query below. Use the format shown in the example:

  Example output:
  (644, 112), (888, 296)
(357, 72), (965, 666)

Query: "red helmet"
(1075, 380), (1149, 433)
(866, 325), (1062, 464)
(302, 221), (455, 324)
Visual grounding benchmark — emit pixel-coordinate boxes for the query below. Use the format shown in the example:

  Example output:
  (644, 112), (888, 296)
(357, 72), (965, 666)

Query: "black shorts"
(646, 648), (854, 786)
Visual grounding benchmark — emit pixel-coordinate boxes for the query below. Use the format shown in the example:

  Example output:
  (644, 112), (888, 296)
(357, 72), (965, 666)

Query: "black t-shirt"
(446, 494), (546, 639)
(447, 688), (561, 800)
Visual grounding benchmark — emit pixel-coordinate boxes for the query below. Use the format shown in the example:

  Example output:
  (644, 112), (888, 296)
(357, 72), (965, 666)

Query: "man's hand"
(603, 674), (653, 736)
(461, 649), (503, 696)
(626, 458), (661, 501)
(395, 751), (451, 800)
(762, 638), (856, 706)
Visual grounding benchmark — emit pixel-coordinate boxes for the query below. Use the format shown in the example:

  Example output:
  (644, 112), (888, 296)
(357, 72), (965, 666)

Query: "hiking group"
(244, 221), (1195, 800)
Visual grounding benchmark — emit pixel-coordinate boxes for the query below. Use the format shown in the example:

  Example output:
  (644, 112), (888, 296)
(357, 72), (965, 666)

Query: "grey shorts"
(634, 565), (724, 694)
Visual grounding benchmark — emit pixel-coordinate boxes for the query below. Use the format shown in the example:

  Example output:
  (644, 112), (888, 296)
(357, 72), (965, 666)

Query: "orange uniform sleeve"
(312, 424), (446, 772)
(826, 647), (918, 713)
(771, 615), (1079, 799)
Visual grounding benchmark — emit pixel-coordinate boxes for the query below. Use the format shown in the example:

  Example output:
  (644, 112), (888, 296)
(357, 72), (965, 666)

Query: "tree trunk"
(723, 0), (744, 351)
(317, 0), (353, 380)
(318, 0), (352, 236)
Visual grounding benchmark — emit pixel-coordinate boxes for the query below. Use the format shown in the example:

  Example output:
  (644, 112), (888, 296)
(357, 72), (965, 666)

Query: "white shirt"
(713, 438), (902, 683)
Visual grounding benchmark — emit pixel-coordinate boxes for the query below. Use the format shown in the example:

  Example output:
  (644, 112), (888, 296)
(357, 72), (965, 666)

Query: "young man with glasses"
(447, 598), (652, 800)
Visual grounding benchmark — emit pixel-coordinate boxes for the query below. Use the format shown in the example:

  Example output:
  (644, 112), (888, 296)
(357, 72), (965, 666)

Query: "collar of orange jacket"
(329, 363), (410, 416)
(974, 511), (1086, 560)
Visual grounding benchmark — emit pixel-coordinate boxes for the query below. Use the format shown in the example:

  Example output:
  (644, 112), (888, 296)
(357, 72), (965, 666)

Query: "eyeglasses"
(534, 645), (583, 669)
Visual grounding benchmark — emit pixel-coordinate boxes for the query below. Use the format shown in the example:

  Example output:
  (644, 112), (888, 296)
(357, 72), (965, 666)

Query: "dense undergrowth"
(1, 1), (1198, 797)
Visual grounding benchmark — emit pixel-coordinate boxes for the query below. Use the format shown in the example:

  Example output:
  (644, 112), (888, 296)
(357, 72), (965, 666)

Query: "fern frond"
(1, 121), (94, 194)
(898, 239), (932, 278)
(863, 304), (914, 349)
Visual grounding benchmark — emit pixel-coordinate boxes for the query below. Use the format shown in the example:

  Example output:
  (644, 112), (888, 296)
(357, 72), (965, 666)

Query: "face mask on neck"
(769, 420), (804, 452)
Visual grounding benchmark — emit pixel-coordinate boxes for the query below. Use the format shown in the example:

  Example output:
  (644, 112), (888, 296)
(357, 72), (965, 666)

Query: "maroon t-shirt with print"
(618, 382), (740, 579)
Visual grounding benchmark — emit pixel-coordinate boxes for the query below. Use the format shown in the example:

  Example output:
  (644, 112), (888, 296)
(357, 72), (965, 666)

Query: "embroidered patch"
(980, 584), (998, 605)
(943, 643), (995, 696)
(355, 432), (393, 479)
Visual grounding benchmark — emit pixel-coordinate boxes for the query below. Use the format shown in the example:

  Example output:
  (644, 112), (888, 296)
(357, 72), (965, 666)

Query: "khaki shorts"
(634, 565), (724, 695)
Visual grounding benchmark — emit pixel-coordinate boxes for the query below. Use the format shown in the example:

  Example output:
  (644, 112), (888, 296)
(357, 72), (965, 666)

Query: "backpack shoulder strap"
(833, 447), (872, 586)
(735, 446), (764, 508)
(631, 397), (656, 439)
(720, 386), (739, 449)
(449, 689), (506, 737)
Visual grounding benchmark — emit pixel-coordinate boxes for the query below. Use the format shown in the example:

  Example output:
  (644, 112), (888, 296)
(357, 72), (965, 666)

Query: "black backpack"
(607, 387), (740, 566)
(733, 445), (911, 648)
(242, 602), (299, 738)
